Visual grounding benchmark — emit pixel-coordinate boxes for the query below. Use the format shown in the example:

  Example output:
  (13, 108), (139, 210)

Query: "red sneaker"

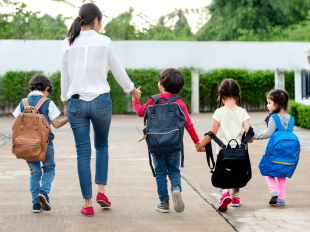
(217, 191), (231, 212)
(96, 192), (111, 208)
(80, 206), (94, 217)
(231, 197), (240, 207)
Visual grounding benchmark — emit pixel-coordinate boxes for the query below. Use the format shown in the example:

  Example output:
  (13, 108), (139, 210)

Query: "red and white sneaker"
(231, 197), (240, 207)
(217, 191), (232, 211)
(81, 206), (94, 217)
(96, 192), (111, 208)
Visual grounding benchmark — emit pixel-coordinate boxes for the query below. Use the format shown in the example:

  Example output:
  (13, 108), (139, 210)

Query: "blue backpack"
(139, 95), (186, 177)
(259, 114), (300, 178)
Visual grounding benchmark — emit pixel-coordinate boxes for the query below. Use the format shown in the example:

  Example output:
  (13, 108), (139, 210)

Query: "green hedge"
(0, 68), (295, 114)
(289, 100), (310, 129)
(199, 69), (295, 112)
(46, 68), (192, 114)
(0, 70), (44, 113)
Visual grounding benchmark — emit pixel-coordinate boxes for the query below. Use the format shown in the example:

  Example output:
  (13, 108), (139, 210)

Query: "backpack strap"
(34, 97), (50, 112)
(241, 127), (254, 148)
(204, 131), (225, 172)
(181, 143), (184, 168)
(167, 95), (180, 104)
(287, 115), (295, 132)
(205, 131), (226, 148)
(150, 95), (159, 114)
(151, 95), (160, 104)
(270, 114), (284, 131)
(22, 98), (29, 109)
(148, 150), (156, 177)
(204, 135), (215, 171)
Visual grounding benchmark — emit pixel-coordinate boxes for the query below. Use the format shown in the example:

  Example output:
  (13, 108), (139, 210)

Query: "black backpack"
(140, 95), (186, 177)
(204, 127), (254, 189)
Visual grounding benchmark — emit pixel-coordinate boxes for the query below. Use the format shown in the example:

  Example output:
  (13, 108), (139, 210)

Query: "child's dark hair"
(28, 74), (53, 94)
(68, 3), (102, 46)
(265, 89), (289, 122)
(217, 78), (241, 108)
(158, 68), (185, 94)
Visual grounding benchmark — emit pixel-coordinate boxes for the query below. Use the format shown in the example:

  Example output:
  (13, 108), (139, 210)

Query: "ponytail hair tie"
(78, 16), (81, 19)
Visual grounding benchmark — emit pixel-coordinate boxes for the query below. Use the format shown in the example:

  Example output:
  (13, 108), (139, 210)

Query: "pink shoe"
(218, 191), (231, 211)
(96, 192), (111, 208)
(231, 197), (240, 207)
(81, 206), (94, 217)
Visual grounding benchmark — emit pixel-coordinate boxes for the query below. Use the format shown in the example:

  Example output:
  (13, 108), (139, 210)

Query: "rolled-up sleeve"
(61, 43), (69, 102)
(108, 39), (134, 94)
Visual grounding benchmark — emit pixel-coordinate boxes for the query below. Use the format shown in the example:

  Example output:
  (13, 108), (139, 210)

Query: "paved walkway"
(0, 112), (309, 232)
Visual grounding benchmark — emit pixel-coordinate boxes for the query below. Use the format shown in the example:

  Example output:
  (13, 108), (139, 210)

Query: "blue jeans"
(67, 93), (112, 199)
(151, 152), (182, 202)
(27, 140), (55, 204)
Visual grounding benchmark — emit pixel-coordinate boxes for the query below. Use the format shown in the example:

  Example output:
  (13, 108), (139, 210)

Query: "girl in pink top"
(132, 68), (199, 213)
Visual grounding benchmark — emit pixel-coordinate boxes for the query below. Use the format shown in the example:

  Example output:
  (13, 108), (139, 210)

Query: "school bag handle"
(227, 139), (239, 148)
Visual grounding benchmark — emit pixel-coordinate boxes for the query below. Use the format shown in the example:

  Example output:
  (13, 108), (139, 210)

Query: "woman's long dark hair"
(264, 89), (289, 123)
(217, 78), (241, 108)
(68, 3), (102, 46)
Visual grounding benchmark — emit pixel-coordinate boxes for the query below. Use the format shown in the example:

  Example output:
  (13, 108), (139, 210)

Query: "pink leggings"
(266, 176), (286, 200)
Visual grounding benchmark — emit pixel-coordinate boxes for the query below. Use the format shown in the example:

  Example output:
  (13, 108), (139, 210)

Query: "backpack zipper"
(296, 147), (300, 159)
(22, 113), (51, 131)
(271, 161), (295, 165)
(14, 142), (40, 146)
(139, 129), (179, 142)
(145, 103), (186, 120)
(268, 139), (299, 159)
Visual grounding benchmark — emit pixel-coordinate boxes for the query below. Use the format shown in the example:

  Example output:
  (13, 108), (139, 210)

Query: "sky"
(3, 0), (213, 33)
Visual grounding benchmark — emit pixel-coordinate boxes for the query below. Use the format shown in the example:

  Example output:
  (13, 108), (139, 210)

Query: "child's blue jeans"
(26, 140), (55, 204)
(151, 151), (182, 202)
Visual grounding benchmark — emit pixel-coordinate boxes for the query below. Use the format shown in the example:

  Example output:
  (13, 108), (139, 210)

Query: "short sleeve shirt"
(12, 91), (61, 121)
(212, 107), (250, 154)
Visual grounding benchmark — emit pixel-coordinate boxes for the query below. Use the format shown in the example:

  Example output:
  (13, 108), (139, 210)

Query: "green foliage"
(285, 71), (295, 99)
(49, 71), (62, 110)
(103, 8), (196, 41)
(289, 100), (310, 129)
(104, 8), (139, 40)
(0, 0), (68, 40)
(0, 70), (43, 113)
(196, 0), (310, 41)
(0, 68), (295, 115)
(107, 68), (192, 114)
(199, 69), (295, 112)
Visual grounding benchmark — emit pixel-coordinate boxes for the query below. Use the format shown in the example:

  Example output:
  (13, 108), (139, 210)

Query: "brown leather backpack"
(12, 98), (51, 162)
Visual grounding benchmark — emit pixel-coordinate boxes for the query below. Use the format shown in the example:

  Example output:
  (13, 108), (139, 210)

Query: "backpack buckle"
(241, 143), (246, 148)
(221, 145), (226, 149)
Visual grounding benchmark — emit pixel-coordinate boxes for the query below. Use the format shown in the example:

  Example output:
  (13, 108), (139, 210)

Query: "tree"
(143, 9), (196, 41)
(196, 0), (310, 41)
(0, 0), (68, 40)
(103, 7), (139, 40)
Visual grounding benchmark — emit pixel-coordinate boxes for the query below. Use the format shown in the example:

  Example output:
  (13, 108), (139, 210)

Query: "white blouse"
(61, 30), (134, 102)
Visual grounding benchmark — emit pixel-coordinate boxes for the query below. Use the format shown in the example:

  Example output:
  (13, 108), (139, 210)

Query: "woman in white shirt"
(61, 3), (140, 216)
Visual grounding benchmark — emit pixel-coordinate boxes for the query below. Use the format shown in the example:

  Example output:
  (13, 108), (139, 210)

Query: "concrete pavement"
(0, 112), (309, 232)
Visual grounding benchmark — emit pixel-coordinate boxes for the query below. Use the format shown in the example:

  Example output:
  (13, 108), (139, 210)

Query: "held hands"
(132, 86), (142, 101)
(195, 141), (205, 152)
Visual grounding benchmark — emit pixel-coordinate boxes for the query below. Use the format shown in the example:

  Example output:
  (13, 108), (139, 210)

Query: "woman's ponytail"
(68, 16), (81, 46)
(67, 3), (102, 46)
